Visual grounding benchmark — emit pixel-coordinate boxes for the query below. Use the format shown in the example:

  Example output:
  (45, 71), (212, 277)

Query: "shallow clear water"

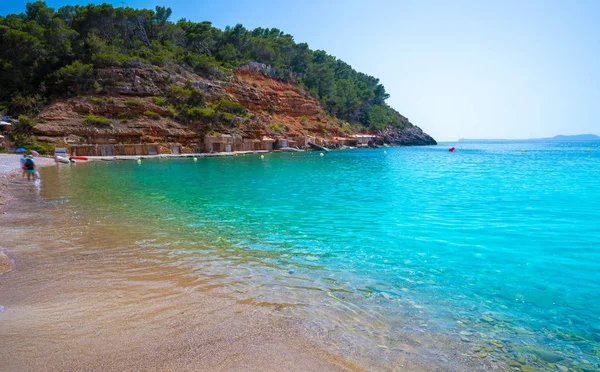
(37, 141), (600, 370)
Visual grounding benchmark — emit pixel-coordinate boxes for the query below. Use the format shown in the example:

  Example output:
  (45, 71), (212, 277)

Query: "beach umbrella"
(15, 147), (26, 153)
(31, 150), (40, 156)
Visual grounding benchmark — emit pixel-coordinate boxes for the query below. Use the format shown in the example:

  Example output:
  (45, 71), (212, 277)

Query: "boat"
(55, 156), (70, 164)
(280, 147), (303, 152)
(307, 142), (329, 152)
(70, 156), (88, 161)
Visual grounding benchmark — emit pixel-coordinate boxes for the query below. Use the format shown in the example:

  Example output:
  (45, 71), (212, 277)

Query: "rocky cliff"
(377, 127), (437, 146)
(29, 64), (435, 151)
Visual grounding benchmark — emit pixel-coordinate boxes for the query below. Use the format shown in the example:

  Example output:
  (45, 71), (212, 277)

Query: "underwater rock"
(520, 366), (545, 372)
(490, 340), (504, 348)
(516, 347), (564, 363)
(501, 356), (521, 368)
(480, 314), (494, 323)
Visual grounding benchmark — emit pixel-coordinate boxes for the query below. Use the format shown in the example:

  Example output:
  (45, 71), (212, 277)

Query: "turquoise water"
(39, 142), (600, 370)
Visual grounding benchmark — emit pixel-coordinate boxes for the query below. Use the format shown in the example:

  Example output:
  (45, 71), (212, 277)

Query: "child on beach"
(24, 155), (36, 181)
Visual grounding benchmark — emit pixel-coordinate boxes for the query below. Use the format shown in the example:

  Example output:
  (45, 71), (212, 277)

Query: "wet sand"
(0, 154), (55, 206)
(0, 160), (495, 371)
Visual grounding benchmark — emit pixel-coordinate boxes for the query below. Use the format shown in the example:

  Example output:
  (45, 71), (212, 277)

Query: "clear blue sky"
(4, 0), (600, 140)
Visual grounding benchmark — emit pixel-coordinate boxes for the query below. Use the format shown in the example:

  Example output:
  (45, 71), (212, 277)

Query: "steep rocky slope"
(30, 64), (435, 151)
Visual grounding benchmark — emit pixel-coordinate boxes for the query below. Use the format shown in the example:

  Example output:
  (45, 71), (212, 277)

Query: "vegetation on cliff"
(0, 1), (410, 131)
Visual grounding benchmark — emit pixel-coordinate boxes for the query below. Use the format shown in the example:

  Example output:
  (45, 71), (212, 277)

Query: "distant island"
(459, 134), (600, 143)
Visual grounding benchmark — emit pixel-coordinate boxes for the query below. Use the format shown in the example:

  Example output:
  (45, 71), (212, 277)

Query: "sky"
(3, 0), (600, 141)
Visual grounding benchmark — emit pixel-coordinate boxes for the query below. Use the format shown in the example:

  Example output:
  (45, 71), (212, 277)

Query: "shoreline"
(0, 154), (56, 274)
(0, 154), (56, 206)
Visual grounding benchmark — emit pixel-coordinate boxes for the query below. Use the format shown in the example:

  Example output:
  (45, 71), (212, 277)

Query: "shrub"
(117, 112), (128, 122)
(181, 53), (223, 78)
(148, 48), (176, 67)
(54, 61), (93, 84)
(83, 114), (110, 126)
(152, 96), (166, 105)
(12, 115), (36, 135)
(29, 141), (54, 155)
(220, 112), (234, 120)
(167, 86), (204, 106)
(189, 89), (205, 106)
(93, 81), (102, 93)
(124, 98), (144, 107)
(91, 52), (127, 67)
(9, 95), (44, 116)
(13, 133), (36, 147)
(143, 110), (160, 119)
(216, 99), (247, 115)
(165, 105), (178, 118)
(89, 96), (113, 104)
(168, 86), (192, 104)
(184, 107), (215, 119)
(268, 123), (282, 132)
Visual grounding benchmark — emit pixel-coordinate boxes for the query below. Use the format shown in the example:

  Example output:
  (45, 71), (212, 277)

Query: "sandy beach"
(0, 154), (55, 276)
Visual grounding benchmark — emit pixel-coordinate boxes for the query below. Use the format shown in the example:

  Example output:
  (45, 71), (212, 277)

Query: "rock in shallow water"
(376, 126), (437, 146)
(516, 347), (564, 363)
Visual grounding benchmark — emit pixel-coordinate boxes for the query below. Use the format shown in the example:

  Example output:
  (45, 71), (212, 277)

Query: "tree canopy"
(0, 2), (410, 129)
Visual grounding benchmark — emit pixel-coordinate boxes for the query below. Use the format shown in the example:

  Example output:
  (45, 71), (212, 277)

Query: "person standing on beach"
(20, 153), (27, 177)
(24, 155), (36, 181)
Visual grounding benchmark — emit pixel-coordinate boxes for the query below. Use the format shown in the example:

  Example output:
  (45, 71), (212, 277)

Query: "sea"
(27, 141), (600, 370)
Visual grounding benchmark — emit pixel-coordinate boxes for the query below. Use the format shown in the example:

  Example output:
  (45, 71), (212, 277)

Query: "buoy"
(136, 159), (141, 164)
(449, 147), (455, 152)
(320, 153), (324, 157)
(193, 157), (198, 161)
(521, 149), (525, 152)
(384, 151), (387, 154)
(586, 149), (591, 153)
(261, 155), (265, 159)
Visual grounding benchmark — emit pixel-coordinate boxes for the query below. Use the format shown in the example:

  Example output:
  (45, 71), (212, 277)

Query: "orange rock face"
(227, 71), (340, 137)
(33, 98), (197, 146)
(31, 66), (365, 150)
